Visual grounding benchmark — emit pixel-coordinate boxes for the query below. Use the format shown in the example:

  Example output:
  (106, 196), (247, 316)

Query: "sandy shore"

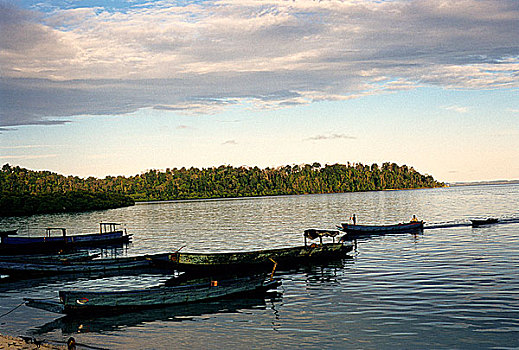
(0, 334), (67, 349)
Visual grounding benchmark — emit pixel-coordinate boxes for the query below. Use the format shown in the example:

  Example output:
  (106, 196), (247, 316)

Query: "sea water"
(1, 184), (518, 349)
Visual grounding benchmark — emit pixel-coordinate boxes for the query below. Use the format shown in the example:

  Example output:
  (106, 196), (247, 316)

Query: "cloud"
(0, 144), (62, 149)
(0, 154), (57, 160)
(1, 0), (518, 127)
(222, 140), (238, 145)
(443, 105), (470, 113)
(304, 133), (357, 141)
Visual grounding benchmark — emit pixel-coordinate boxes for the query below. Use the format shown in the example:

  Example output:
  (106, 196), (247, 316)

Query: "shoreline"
(0, 334), (66, 349)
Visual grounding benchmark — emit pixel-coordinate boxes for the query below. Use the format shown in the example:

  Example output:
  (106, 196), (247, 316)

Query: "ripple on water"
(0, 185), (518, 349)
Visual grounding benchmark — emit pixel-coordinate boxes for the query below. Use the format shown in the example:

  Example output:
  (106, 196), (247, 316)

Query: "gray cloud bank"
(1, 0), (518, 127)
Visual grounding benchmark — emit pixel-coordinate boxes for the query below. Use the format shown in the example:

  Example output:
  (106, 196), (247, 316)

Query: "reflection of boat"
(0, 223), (131, 255)
(31, 291), (282, 335)
(25, 275), (280, 315)
(0, 252), (171, 277)
(158, 231), (352, 273)
(470, 218), (498, 227)
(339, 221), (424, 239)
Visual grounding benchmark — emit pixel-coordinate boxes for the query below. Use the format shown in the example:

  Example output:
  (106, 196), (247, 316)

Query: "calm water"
(1, 184), (518, 349)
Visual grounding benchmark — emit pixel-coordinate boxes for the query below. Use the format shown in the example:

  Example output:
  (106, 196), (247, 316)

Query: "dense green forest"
(0, 190), (135, 217)
(0, 162), (443, 216)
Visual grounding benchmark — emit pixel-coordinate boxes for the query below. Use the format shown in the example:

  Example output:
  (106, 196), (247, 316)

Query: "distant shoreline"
(448, 180), (519, 187)
(134, 186), (443, 204)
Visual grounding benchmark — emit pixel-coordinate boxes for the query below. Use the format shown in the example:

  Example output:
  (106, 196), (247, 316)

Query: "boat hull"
(0, 230), (131, 255)
(25, 276), (280, 315)
(0, 253), (171, 277)
(470, 218), (498, 227)
(340, 221), (424, 237)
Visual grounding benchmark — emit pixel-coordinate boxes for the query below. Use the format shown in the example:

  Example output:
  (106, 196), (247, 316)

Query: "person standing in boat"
(351, 214), (357, 225)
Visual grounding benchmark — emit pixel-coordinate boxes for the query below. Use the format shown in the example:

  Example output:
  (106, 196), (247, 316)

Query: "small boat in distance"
(0, 223), (131, 255)
(470, 218), (499, 227)
(339, 221), (424, 239)
(25, 275), (280, 315)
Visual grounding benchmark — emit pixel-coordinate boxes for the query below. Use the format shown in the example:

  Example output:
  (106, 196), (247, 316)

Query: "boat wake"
(425, 216), (519, 230)
(424, 222), (471, 230)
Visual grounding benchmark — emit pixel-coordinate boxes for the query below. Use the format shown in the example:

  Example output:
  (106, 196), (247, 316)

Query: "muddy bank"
(0, 334), (66, 349)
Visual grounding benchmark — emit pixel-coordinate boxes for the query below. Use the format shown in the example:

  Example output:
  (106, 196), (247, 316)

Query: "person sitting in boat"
(411, 215), (419, 222)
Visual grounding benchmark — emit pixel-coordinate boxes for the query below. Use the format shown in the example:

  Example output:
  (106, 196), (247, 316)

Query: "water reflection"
(1, 185), (518, 349)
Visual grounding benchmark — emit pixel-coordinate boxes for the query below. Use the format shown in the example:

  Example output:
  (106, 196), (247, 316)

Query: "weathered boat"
(32, 291), (283, 334)
(25, 275), (280, 315)
(470, 218), (498, 227)
(0, 252), (171, 277)
(0, 251), (98, 263)
(0, 223), (131, 255)
(158, 231), (352, 273)
(339, 221), (424, 238)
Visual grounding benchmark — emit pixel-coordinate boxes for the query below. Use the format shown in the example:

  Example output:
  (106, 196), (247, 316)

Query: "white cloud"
(0, 154), (57, 160)
(222, 140), (238, 145)
(0, 0), (518, 126)
(304, 133), (357, 141)
(443, 105), (470, 113)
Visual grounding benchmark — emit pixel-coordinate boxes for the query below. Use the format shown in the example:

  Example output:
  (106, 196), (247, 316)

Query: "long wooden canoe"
(25, 275), (280, 315)
(339, 221), (424, 238)
(32, 292), (283, 334)
(0, 223), (131, 255)
(0, 252), (171, 277)
(0, 251), (98, 263)
(156, 242), (353, 272)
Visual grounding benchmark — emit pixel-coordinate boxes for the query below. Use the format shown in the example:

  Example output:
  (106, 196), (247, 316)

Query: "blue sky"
(0, 0), (518, 182)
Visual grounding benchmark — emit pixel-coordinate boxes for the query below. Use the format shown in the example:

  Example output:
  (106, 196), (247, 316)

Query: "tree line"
(0, 162), (443, 216)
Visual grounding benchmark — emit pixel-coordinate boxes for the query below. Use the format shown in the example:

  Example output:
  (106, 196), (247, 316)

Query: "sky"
(0, 0), (518, 183)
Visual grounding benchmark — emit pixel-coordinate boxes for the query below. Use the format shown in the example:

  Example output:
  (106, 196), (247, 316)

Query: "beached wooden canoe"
(25, 275), (280, 315)
(0, 252), (171, 277)
(157, 242), (353, 272)
(339, 221), (424, 238)
(0, 223), (131, 255)
(470, 218), (498, 227)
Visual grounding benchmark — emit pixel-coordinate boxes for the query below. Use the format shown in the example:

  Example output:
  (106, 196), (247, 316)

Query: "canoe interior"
(163, 243), (353, 272)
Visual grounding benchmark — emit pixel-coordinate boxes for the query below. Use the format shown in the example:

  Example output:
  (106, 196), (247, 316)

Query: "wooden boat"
(0, 252), (171, 277)
(339, 221), (424, 238)
(0, 251), (98, 263)
(158, 233), (352, 273)
(24, 275), (280, 315)
(470, 218), (498, 227)
(0, 223), (131, 255)
(32, 292), (283, 334)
